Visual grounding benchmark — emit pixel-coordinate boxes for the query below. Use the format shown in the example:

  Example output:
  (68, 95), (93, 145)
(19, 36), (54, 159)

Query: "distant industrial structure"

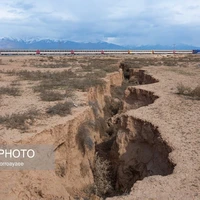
(192, 50), (200, 54)
(0, 49), (195, 56)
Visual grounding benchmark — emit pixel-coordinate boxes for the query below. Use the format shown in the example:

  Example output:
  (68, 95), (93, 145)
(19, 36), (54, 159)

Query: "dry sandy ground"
(0, 55), (107, 141)
(0, 54), (200, 200)
(109, 59), (200, 200)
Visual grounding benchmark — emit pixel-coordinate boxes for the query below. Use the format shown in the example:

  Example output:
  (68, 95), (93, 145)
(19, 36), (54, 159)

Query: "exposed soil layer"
(95, 64), (174, 198)
(129, 69), (159, 85)
(124, 88), (159, 110)
(120, 62), (159, 84)
(111, 117), (174, 194)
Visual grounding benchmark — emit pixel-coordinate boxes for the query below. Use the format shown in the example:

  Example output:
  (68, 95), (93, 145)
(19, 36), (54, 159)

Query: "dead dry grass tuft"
(46, 101), (74, 116)
(0, 86), (21, 96)
(0, 109), (38, 130)
(93, 154), (112, 197)
(39, 91), (65, 101)
(176, 83), (200, 100)
(82, 58), (119, 73)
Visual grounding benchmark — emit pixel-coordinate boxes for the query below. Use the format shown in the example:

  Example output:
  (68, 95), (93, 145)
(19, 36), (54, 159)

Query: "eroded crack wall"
(13, 64), (174, 200)
(123, 87), (159, 111)
(94, 64), (174, 198)
(109, 116), (174, 194)
(120, 62), (159, 84)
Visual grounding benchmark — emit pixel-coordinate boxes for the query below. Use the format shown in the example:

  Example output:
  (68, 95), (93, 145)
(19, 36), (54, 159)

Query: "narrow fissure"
(91, 64), (174, 199)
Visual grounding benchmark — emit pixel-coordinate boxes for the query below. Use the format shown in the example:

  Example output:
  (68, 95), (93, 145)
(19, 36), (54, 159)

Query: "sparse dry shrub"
(177, 83), (191, 95)
(23, 70), (76, 94)
(122, 57), (162, 68)
(121, 59), (141, 69)
(90, 58), (118, 67)
(73, 78), (105, 91)
(6, 69), (17, 75)
(93, 154), (112, 197)
(39, 58), (46, 62)
(69, 73), (106, 92)
(0, 109), (38, 130)
(176, 55), (200, 63)
(102, 65), (119, 73)
(82, 58), (119, 73)
(190, 86), (200, 99)
(3, 63), (107, 94)
(81, 154), (112, 198)
(0, 86), (21, 96)
(65, 89), (75, 99)
(46, 101), (74, 116)
(40, 91), (65, 101)
(17, 70), (51, 81)
(81, 184), (96, 199)
(10, 80), (21, 86)
(48, 56), (54, 60)
(93, 70), (107, 78)
(17, 70), (76, 81)
(176, 83), (200, 100)
(67, 57), (78, 62)
(162, 59), (178, 66)
(35, 62), (70, 68)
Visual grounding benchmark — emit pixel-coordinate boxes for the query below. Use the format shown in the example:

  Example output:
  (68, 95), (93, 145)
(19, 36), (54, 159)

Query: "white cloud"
(0, 0), (200, 45)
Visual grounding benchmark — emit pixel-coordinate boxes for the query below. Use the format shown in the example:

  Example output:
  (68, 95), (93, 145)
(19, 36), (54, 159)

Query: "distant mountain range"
(0, 38), (199, 50)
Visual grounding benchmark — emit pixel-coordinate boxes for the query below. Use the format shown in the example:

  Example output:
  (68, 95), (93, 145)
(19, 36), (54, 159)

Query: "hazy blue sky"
(0, 0), (200, 45)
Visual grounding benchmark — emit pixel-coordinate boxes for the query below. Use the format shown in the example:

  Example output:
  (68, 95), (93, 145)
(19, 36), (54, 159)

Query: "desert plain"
(0, 54), (199, 200)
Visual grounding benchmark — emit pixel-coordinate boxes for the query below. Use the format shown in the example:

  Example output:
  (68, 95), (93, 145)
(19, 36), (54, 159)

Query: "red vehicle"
(101, 50), (104, 54)
(36, 50), (40, 55)
(71, 50), (75, 55)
